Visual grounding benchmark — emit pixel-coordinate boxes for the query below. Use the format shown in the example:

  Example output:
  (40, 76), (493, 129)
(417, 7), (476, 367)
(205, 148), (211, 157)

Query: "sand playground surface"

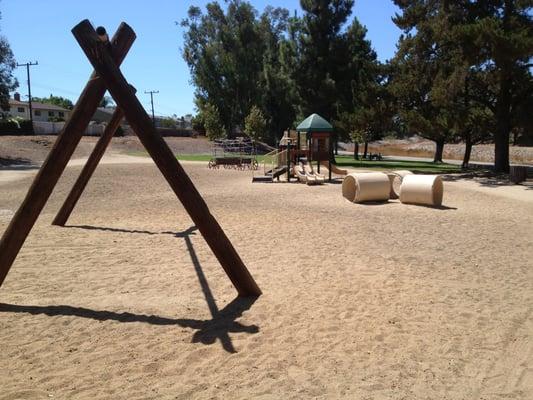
(0, 154), (532, 399)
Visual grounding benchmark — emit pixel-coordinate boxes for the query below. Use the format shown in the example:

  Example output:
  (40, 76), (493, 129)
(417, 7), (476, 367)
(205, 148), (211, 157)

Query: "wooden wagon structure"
(208, 137), (258, 170)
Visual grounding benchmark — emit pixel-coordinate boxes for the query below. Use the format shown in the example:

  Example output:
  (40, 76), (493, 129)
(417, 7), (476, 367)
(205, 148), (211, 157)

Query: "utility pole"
(144, 90), (158, 127)
(16, 61), (39, 125)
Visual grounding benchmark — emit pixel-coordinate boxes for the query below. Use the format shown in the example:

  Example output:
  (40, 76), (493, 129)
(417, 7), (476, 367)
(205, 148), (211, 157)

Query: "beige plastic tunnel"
(387, 170), (413, 199)
(342, 172), (391, 203)
(399, 175), (444, 206)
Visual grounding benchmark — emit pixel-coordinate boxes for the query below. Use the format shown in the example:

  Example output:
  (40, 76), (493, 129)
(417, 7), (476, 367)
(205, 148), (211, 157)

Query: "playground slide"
(320, 161), (347, 175)
(304, 163), (325, 183)
(271, 166), (288, 179)
(294, 164), (317, 184)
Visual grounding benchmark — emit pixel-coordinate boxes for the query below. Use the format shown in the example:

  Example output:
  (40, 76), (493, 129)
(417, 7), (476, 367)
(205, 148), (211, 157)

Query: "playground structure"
(399, 175), (444, 206)
(208, 137), (258, 170)
(342, 172), (391, 203)
(253, 113), (347, 184)
(0, 21), (261, 297)
(387, 170), (413, 199)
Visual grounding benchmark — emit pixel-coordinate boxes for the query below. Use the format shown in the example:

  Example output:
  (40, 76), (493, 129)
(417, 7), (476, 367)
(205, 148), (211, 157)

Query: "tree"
(203, 103), (226, 140)
(258, 6), (298, 142)
(291, 0), (354, 121)
(244, 105), (266, 141)
(289, 1), (381, 156)
(393, 0), (533, 171)
(32, 94), (74, 110)
(468, 0), (533, 172)
(191, 113), (205, 135)
(160, 117), (177, 128)
(99, 95), (114, 108)
(391, 1), (463, 163)
(0, 12), (18, 111)
(181, 1), (266, 136)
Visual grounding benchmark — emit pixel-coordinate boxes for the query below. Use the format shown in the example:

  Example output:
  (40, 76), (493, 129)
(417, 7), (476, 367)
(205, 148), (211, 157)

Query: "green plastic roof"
(296, 113), (333, 132)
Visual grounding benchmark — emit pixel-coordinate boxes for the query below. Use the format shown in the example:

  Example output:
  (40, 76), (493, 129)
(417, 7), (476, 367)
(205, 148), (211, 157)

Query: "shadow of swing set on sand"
(0, 21), (261, 352)
(0, 226), (259, 353)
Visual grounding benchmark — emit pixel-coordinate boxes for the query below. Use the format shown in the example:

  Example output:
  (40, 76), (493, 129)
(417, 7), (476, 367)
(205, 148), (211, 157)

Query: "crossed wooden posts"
(0, 20), (261, 297)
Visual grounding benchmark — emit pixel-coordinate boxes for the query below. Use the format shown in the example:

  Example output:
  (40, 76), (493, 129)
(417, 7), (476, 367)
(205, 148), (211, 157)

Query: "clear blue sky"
(1, 0), (400, 117)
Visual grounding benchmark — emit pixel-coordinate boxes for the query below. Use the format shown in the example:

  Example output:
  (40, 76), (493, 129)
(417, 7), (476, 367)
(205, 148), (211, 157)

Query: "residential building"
(2, 92), (71, 122)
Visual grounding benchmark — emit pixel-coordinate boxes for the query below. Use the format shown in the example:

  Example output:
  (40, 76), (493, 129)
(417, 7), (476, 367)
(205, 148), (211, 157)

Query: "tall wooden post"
(72, 21), (261, 297)
(296, 130), (300, 164)
(328, 134), (332, 182)
(286, 140), (291, 182)
(52, 107), (126, 226)
(0, 24), (136, 288)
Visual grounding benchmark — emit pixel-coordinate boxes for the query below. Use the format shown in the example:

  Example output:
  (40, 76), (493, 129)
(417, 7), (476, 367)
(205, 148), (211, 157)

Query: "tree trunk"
(494, 66), (512, 173)
(334, 138), (338, 155)
(433, 138), (445, 163)
(494, 2), (513, 173)
(353, 142), (359, 160)
(363, 142), (368, 158)
(462, 134), (472, 169)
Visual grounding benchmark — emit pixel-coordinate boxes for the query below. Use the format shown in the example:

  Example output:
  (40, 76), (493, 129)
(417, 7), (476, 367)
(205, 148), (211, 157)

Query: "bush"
(48, 116), (65, 122)
(0, 118), (33, 135)
(115, 125), (125, 137)
(244, 105), (266, 142)
(18, 119), (34, 134)
(203, 103), (226, 140)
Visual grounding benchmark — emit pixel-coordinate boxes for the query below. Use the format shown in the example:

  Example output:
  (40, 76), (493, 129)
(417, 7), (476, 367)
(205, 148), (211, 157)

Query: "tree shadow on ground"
(1, 225), (259, 353)
(442, 170), (533, 190)
(0, 157), (38, 170)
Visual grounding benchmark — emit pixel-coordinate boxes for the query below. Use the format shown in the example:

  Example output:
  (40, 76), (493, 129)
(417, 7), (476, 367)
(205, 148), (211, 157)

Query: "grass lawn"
(174, 154), (268, 163)
(131, 151), (462, 174)
(334, 155), (463, 173)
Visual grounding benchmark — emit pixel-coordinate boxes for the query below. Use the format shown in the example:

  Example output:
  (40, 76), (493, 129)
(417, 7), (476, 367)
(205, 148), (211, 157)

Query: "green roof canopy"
(296, 113), (333, 132)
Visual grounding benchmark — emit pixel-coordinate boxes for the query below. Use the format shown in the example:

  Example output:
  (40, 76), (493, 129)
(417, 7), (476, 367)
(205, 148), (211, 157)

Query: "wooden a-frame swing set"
(0, 20), (261, 297)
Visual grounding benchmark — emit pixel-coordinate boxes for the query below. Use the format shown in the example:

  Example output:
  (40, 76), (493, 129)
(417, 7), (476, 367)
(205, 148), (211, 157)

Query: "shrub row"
(0, 119), (34, 135)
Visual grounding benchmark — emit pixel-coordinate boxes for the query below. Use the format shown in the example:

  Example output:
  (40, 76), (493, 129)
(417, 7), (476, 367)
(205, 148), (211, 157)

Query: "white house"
(3, 92), (71, 122)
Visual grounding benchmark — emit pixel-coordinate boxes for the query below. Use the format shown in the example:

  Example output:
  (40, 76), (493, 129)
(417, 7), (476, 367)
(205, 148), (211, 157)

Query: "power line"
(16, 61), (38, 125)
(144, 90), (159, 127)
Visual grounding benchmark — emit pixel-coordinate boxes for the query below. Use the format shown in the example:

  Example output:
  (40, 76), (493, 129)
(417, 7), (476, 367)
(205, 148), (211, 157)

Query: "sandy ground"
(0, 157), (532, 400)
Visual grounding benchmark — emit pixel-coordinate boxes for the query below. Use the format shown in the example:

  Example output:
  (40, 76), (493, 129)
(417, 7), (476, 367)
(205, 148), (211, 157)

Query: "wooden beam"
(72, 21), (261, 297)
(0, 22), (136, 288)
(52, 106), (126, 226)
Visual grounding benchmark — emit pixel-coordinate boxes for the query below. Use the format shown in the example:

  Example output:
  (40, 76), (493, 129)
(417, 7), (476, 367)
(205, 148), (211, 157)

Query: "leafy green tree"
(391, 1), (463, 163)
(191, 113), (205, 135)
(181, 0), (380, 147)
(203, 103), (226, 140)
(257, 6), (298, 142)
(160, 117), (177, 128)
(0, 12), (18, 111)
(289, 1), (380, 155)
(244, 105), (267, 141)
(392, 0), (533, 171)
(32, 94), (74, 110)
(181, 1), (265, 136)
(291, 0), (354, 120)
(466, 0), (533, 172)
(99, 95), (114, 108)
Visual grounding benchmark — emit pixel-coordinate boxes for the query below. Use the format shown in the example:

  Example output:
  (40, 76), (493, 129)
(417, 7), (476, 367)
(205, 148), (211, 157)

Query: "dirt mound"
(0, 135), (213, 166)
